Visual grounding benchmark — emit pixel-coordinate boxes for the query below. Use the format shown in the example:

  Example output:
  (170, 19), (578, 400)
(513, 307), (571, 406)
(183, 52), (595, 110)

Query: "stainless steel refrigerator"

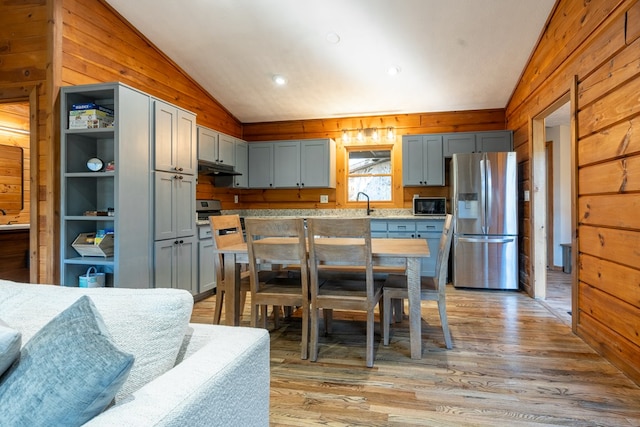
(451, 152), (518, 289)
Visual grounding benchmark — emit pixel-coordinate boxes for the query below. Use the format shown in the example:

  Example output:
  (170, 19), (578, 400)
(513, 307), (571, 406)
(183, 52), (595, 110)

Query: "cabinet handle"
(179, 239), (184, 244)
(174, 240), (179, 244)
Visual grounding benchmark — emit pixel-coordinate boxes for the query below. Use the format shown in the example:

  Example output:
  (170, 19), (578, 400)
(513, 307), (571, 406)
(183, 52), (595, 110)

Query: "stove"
(196, 199), (222, 226)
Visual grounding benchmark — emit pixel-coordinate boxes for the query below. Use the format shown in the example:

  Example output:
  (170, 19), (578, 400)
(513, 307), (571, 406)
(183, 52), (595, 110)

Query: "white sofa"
(0, 279), (270, 426)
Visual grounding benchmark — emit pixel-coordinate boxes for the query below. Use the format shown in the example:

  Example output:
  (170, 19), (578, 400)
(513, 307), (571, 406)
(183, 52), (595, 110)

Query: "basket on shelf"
(72, 232), (114, 257)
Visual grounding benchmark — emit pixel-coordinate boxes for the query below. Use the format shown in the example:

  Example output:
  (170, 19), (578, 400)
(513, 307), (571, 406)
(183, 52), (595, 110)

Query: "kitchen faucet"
(356, 192), (373, 216)
(0, 209), (5, 215)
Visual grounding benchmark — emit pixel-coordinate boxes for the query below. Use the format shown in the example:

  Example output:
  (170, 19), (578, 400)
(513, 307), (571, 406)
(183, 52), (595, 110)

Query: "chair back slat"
(434, 214), (454, 292)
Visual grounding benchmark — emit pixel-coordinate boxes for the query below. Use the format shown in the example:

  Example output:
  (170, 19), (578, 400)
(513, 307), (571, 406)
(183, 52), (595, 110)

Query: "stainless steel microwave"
(413, 196), (447, 216)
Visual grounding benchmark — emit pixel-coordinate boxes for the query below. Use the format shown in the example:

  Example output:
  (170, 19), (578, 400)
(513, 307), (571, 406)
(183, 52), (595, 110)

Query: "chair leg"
(239, 290), (247, 319)
(366, 308), (375, 368)
(323, 308), (333, 335)
(393, 298), (404, 322)
(300, 305), (309, 360)
(250, 302), (259, 327)
(383, 294), (391, 345)
(310, 307), (319, 362)
(437, 299), (453, 349)
(213, 290), (224, 325)
(260, 305), (268, 329)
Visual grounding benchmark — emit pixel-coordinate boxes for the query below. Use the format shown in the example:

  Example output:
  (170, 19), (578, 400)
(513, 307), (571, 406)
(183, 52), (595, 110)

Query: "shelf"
(64, 172), (115, 178)
(63, 257), (114, 266)
(64, 216), (115, 221)
(63, 128), (115, 137)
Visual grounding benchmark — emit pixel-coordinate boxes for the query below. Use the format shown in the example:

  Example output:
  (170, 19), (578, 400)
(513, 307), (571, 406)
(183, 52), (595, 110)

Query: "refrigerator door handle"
(480, 158), (486, 234)
(458, 236), (515, 244)
(485, 157), (492, 230)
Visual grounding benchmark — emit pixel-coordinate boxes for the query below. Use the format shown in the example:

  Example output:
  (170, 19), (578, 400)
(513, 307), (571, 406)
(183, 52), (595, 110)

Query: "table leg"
(223, 253), (242, 326)
(407, 258), (422, 359)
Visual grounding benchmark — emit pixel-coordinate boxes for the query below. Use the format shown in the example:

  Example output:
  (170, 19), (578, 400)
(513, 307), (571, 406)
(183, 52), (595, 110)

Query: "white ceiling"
(105, 0), (556, 124)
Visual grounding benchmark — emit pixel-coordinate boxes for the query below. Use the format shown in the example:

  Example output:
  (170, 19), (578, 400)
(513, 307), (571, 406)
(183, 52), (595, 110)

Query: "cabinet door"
(154, 171), (195, 240)
(176, 110), (196, 175)
(443, 133), (476, 157)
(154, 171), (175, 240)
(248, 143), (274, 188)
(301, 139), (331, 187)
(274, 140), (301, 187)
(176, 236), (197, 294)
(233, 140), (249, 188)
(154, 100), (177, 173)
(402, 135), (426, 186)
(154, 239), (175, 289)
(424, 135), (444, 186)
(175, 173), (196, 238)
(476, 131), (512, 152)
(197, 126), (218, 163)
(199, 239), (216, 293)
(218, 133), (236, 166)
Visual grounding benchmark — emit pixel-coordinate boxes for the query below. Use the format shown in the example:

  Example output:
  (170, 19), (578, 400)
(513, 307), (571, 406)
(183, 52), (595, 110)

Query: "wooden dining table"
(213, 237), (430, 360)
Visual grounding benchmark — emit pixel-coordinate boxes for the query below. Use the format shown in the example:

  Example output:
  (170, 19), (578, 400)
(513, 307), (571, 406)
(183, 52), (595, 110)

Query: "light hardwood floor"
(192, 274), (640, 426)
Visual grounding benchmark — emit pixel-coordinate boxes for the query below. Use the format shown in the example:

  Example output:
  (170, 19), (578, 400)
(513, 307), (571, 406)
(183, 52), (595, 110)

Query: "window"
(347, 148), (392, 201)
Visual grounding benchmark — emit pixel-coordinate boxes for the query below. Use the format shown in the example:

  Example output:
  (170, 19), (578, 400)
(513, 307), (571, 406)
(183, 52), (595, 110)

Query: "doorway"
(530, 86), (576, 330)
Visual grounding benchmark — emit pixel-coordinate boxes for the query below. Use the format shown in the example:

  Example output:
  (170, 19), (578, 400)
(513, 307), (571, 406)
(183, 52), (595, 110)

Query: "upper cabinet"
(233, 140), (249, 188)
(197, 126), (235, 167)
(402, 134), (444, 186)
(249, 138), (336, 189)
(248, 142), (274, 188)
(442, 130), (512, 157)
(154, 100), (197, 175)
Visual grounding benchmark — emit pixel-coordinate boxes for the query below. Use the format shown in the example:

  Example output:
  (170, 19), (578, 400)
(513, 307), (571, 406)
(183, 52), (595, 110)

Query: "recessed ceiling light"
(325, 32), (341, 44)
(387, 66), (401, 76)
(272, 75), (287, 85)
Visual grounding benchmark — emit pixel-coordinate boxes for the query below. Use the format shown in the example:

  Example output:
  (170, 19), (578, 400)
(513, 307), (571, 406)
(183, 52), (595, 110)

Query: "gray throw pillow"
(0, 295), (134, 427)
(0, 319), (21, 377)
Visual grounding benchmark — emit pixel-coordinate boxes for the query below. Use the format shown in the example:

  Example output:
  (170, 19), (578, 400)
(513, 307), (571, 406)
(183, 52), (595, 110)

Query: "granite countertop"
(224, 209), (446, 220)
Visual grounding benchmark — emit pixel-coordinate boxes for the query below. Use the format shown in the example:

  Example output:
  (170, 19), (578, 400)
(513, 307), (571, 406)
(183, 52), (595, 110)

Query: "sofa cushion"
(0, 295), (134, 427)
(0, 319), (21, 377)
(0, 280), (194, 400)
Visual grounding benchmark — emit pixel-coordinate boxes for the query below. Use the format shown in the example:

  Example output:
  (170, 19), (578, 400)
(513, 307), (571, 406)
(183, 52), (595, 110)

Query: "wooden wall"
(506, 0), (640, 384)
(203, 109), (506, 210)
(0, 0), (52, 283)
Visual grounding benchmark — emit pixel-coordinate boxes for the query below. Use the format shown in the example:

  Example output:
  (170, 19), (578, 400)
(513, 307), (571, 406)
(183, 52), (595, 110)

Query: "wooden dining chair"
(245, 217), (310, 359)
(307, 217), (384, 368)
(382, 214), (454, 349)
(209, 214), (251, 324)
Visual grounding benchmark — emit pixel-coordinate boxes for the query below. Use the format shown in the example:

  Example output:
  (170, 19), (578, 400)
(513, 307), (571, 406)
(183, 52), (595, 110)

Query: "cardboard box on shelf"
(71, 103), (114, 115)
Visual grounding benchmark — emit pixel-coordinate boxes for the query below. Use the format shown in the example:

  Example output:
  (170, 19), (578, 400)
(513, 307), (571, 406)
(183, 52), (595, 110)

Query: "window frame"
(345, 143), (396, 207)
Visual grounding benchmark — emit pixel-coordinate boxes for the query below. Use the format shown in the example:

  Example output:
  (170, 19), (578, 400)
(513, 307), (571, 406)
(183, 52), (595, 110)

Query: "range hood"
(197, 160), (241, 176)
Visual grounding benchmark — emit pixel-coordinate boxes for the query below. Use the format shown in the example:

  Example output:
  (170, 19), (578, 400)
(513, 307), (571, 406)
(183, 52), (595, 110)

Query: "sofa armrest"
(84, 325), (270, 427)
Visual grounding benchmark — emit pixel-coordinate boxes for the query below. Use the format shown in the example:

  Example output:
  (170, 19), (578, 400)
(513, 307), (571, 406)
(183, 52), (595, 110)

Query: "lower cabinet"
(198, 238), (216, 293)
(372, 218), (444, 277)
(154, 236), (197, 294)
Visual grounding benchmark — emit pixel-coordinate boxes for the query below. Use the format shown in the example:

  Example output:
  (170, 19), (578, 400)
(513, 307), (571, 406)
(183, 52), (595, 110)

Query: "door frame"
(529, 77), (578, 330)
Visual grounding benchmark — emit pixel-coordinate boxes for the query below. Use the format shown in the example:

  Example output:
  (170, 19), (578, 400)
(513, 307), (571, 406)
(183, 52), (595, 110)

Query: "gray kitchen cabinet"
(372, 218), (444, 277)
(154, 171), (196, 240)
(274, 140), (301, 187)
(60, 82), (152, 288)
(248, 142), (274, 188)
(233, 139), (249, 188)
(154, 235), (198, 294)
(250, 138), (336, 189)
(475, 131), (513, 152)
(197, 126), (235, 166)
(154, 100), (197, 175)
(443, 133), (476, 157)
(301, 139), (336, 188)
(198, 238), (216, 293)
(402, 134), (444, 186)
(442, 130), (513, 157)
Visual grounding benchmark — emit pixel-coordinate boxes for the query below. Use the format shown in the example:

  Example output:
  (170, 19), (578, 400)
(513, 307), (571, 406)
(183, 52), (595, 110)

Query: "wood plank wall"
(0, 0), (51, 283)
(506, 0), (640, 384)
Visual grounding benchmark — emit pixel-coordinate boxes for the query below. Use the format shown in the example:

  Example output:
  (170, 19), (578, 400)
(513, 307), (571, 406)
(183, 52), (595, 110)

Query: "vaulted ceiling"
(105, 0), (556, 124)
